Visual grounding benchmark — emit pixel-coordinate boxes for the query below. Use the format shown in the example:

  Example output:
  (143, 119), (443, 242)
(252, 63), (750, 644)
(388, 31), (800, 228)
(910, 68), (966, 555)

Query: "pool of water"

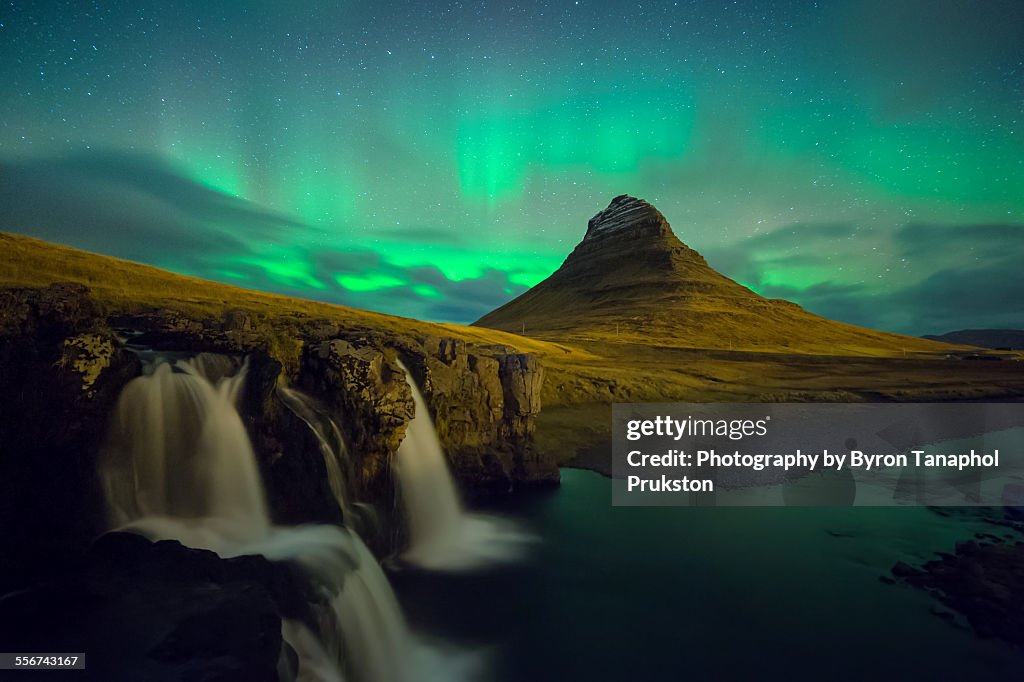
(392, 468), (1023, 681)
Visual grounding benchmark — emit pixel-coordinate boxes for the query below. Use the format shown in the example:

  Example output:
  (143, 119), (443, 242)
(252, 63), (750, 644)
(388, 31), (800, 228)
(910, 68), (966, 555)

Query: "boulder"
(0, 532), (311, 681)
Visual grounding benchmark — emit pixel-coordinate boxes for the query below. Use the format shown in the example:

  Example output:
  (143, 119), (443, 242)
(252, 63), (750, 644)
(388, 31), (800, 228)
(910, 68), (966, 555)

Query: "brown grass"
(4, 231), (1023, 415)
(0, 231), (560, 351)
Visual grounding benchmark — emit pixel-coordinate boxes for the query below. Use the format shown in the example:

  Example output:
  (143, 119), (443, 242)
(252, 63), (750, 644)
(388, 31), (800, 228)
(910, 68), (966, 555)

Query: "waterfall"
(394, 361), (534, 570)
(276, 385), (379, 540)
(277, 386), (352, 512)
(280, 620), (344, 682)
(101, 357), (268, 534)
(98, 355), (443, 682)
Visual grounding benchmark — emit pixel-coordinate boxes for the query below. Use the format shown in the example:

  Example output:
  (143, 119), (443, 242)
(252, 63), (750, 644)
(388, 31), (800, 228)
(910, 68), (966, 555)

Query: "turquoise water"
(394, 469), (1023, 681)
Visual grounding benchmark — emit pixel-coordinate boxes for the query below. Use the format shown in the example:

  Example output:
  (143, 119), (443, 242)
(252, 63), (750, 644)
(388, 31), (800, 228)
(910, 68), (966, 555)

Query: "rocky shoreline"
(889, 511), (1024, 650)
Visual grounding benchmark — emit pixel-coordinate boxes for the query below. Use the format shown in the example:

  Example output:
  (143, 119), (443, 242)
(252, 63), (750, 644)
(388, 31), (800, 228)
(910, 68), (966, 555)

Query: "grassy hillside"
(0, 231), (558, 353)
(3, 231), (1022, 422)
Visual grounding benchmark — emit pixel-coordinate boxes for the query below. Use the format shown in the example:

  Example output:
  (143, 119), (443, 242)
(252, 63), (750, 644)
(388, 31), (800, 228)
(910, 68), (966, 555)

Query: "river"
(394, 468), (1023, 681)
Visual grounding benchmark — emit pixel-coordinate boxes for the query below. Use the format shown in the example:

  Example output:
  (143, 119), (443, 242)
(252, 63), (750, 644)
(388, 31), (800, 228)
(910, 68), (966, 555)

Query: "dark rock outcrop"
(0, 532), (311, 681)
(892, 539), (1024, 648)
(407, 339), (552, 489)
(302, 339), (415, 489)
(0, 283), (140, 594)
(292, 334), (555, 499)
(498, 353), (548, 479)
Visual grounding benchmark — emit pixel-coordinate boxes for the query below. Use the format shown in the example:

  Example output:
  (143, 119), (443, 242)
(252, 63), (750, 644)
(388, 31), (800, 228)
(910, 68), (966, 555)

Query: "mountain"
(923, 329), (1024, 350)
(475, 195), (948, 357)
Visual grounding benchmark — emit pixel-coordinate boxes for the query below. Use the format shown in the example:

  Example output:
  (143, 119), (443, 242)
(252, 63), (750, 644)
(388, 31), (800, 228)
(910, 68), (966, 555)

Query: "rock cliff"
(0, 282), (555, 593)
(0, 283), (140, 593)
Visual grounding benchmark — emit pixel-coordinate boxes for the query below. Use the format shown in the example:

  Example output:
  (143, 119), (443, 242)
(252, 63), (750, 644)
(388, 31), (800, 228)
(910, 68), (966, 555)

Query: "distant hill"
(475, 195), (950, 357)
(923, 329), (1024, 350)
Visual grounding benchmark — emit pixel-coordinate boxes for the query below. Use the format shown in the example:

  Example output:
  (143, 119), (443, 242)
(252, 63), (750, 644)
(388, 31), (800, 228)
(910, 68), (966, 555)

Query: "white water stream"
(393, 361), (534, 571)
(99, 356), (457, 682)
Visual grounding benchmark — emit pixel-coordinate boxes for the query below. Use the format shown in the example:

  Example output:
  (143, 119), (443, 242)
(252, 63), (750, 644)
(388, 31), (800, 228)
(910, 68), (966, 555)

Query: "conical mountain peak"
(584, 195), (670, 241)
(564, 195), (706, 273)
(475, 196), (933, 355)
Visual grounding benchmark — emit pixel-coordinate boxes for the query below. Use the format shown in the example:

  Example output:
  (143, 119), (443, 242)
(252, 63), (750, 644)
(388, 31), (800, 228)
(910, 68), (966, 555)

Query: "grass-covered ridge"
(3, 231), (1023, 417)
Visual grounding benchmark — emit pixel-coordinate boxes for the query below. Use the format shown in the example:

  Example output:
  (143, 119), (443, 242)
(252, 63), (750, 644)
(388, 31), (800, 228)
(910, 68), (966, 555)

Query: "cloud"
(0, 149), (533, 324)
(424, 269), (528, 321)
(0, 150), (309, 264)
(707, 221), (1024, 335)
(312, 249), (384, 283)
(895, 223), (1024, 263)
(703, 221), (886, 297)
(15, 152), (1017, 334)
(446, 269), (523, 306)
(327, 265), (526, 324)
(882, 225), (1024, 332)
(888, 260), (1024, 334)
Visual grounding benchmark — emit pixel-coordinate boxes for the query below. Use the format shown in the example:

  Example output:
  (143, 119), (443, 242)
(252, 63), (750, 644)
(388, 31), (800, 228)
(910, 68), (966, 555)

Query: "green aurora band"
(0, 1), (1021, 331)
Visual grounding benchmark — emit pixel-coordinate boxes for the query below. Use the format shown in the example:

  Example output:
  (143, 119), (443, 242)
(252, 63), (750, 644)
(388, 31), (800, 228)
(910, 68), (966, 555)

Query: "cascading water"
(101, 356), (268, 533)
(394, 361), (534, 570)
(278, 385), (351, 514)
(277, 385), (379, 541)
(98, 355), (444, 682)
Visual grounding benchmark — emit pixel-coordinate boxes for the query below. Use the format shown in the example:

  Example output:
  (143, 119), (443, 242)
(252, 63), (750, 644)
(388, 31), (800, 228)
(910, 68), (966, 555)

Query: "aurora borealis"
(0, 1), (1021, 333)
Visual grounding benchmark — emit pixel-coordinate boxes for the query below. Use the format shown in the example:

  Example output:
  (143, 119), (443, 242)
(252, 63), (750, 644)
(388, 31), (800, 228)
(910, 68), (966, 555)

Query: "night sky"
(1, 0), (1022, 334)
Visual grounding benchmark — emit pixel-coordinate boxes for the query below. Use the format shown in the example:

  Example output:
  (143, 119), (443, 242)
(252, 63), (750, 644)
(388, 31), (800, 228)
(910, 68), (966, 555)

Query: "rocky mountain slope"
(476, 195), (947, 357)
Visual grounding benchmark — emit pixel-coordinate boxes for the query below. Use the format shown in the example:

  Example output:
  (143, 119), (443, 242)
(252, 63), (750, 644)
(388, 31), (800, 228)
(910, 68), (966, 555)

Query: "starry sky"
(0, 0), (1022, 334)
